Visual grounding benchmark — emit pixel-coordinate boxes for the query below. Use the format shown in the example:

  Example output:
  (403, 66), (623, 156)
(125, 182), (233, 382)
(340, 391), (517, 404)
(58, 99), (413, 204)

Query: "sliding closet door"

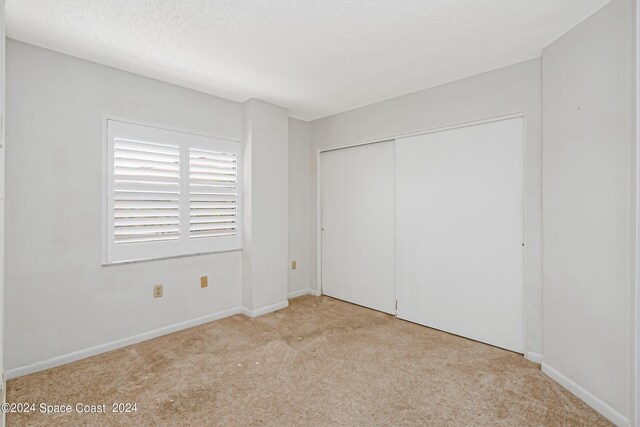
(320, 141), (395, 314)
(396, 118), (524, 353)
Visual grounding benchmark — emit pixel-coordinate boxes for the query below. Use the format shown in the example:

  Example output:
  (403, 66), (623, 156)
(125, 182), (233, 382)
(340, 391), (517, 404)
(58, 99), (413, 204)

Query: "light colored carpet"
(7, 295), (609, 426)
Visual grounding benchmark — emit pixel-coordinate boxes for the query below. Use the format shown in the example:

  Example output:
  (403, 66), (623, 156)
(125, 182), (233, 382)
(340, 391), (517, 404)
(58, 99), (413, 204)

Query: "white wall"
(636, 0), (640, 423)
(241, 99), (289, 313)
(542, 0), (635, 424)
(5, 40), (244, 373)
(0, 0), (6, 412)
(287, 118), (310, 296)
(308, 58), (543, 357)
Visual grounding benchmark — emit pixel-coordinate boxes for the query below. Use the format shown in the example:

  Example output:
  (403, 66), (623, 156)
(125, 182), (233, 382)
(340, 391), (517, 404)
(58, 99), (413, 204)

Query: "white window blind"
(105, 120), (242, 264)
(113, 140), (181, 244)
(189, 148), (238, 239)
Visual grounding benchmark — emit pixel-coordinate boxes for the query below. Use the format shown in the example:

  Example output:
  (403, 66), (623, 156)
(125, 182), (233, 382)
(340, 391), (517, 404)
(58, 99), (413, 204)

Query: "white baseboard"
(525, 351), (542, 364)
(7, 299), (296, 380)
(541, 363), (629, 426)
(288, 289), (321, 299)
(241, 300), (289, 318)
(6, 306), (243, 380)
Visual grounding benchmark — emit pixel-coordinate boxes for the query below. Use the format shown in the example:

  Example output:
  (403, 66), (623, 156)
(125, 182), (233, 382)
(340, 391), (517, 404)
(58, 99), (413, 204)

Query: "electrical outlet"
(153, 284), (163, 298)
(200, 276), (208, 288)
(291, 260), (297, 270)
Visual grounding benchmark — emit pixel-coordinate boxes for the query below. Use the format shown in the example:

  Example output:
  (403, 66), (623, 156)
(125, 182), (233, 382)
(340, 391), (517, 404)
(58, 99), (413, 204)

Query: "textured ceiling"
(6, 0), (611, 120)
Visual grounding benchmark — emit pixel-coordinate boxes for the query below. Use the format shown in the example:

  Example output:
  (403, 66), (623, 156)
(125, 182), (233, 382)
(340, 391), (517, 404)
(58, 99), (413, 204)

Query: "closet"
(320, 117), (524, 352)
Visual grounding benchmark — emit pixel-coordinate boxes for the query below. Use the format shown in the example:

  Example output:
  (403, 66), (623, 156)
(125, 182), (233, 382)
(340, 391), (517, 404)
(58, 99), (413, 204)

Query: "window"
(105, 120), (242, 264)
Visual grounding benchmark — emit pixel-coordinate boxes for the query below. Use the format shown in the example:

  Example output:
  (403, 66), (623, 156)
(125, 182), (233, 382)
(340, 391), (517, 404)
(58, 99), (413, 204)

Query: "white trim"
(101, 248), (242, 267)
(102, 113), (242, 143)
(241, 300), (289, 318)
(521, 115), (528, 356)
(316, 150), (323, 296)
(288, 289), (320, 299)
(525, 351), (542, 364)
(542, 363), (629, 427)
(317, 112), (524, 154)
(634, 1), (640, 424)
(393, 139), (398, 316)
(6, 306), (244, 380)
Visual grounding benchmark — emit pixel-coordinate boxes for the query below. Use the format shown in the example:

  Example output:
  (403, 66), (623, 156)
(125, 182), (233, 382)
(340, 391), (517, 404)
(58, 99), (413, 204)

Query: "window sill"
(101, 247), (243, 267)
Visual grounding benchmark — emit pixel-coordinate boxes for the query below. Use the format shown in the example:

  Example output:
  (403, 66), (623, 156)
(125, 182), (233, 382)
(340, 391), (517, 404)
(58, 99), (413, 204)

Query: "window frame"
(103, 118), (243, 265)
